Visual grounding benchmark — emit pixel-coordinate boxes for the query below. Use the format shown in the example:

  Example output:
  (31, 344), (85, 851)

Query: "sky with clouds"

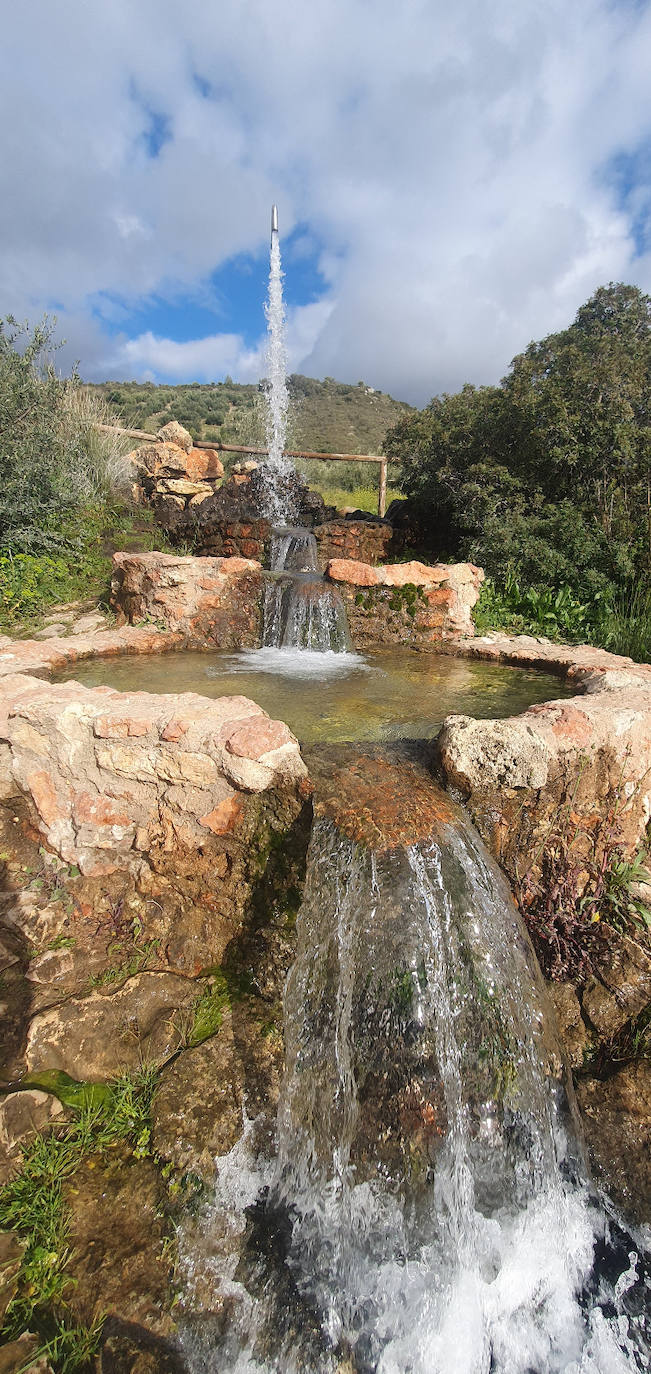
(2, 0), (651, 404)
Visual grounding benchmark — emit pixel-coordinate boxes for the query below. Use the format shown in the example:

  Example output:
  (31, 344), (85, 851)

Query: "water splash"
(270, 527), (319, 573)
(262, 209), (297, 525)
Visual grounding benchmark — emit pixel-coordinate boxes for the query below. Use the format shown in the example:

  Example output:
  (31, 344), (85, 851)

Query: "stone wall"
(198, 517), (272, 563)
(314, 518), (393, 568)
(111, 551), (264, 648)
(326, 557), (485, 645)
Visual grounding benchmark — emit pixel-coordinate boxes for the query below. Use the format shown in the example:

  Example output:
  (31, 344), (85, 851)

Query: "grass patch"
(0, 503), (173, 632)
(0, 1066), (158, 1370)
(88, 938), (161, 989)
(187, 971), (232, 1047)
(310, 482), (403, 514)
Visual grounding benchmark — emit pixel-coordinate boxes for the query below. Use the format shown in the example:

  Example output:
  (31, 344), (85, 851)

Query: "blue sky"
(1, 0), (650, 404)
(91, 224), (328, 356)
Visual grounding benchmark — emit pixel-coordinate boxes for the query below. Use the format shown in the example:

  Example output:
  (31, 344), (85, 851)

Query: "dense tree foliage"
(385, 284), (651, 599)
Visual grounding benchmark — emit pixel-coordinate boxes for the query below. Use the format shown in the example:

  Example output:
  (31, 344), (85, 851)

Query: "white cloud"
(1, 0), (650, 402)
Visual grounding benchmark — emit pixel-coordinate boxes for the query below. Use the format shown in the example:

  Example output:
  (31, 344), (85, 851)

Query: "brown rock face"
(25, 972), (199, 1080)
(576, 1061), (651, 1224)
(64, 1150), (174, 1334)
(111, 551), (264, 648)
(152, 1018), (243, 1176)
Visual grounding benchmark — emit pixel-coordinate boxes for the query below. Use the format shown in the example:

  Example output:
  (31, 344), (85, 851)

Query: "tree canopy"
(385, 283), (651, 597)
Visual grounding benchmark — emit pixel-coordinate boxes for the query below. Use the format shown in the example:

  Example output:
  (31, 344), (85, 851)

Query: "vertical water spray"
(263, 205), (297, 524)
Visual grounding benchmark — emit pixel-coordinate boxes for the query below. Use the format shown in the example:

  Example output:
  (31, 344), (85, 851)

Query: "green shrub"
(0, 318), (133, 554)
(474, 570), (651, 662)
(385, 284), (651, 606)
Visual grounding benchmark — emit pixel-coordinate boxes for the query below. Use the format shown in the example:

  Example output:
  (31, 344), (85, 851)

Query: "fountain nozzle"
(271, 204), (279, 238)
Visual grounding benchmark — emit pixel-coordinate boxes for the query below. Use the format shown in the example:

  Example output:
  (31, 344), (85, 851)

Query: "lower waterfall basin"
(56, 645), (573, 746)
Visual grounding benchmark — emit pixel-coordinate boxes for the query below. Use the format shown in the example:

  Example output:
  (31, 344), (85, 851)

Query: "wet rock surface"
(64, 1149), (174, 1335)
(152, 1017), (244, 1175)
(576, 1061), (651, 1224)
(312, 752), (457, 850)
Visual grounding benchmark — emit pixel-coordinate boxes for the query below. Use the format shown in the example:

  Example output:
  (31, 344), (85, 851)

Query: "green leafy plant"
(187, 973), (231, 1046)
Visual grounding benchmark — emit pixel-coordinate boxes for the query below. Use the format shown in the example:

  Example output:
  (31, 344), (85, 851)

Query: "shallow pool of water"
(58, 646), (572, 746)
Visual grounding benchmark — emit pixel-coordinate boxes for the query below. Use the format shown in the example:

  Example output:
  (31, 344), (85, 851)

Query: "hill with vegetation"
(89, 374), (411, 456)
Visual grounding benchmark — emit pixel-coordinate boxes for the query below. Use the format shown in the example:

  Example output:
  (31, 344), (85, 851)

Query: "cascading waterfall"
(186, 804), (649, 1373)
(262, 206), (298, 526)
(262, 524), (353, 654)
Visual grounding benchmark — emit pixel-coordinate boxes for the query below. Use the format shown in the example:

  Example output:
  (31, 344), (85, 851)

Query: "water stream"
(180, 807), (650, 1373)
(262, 525), (352, 653)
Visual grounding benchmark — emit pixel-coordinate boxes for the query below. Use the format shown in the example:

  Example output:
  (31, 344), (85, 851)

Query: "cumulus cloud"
(1, 0), (650, 402)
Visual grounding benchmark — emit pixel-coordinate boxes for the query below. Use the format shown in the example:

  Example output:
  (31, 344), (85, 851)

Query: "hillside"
(89, 374), (411, 456)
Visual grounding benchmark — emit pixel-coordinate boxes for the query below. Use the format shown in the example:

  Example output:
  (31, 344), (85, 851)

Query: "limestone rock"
(546, 983), (588, 1068)
(69, 611), (107, 636)
(186, 447), (224, 481)
(25, 972), (199, 1081)
(0, 670), (305, 872)
(576, 1061), (651, 1224)
(111, 550), (264, 649)
(438, 714), (551, 795)
(327, 559), (380, 587)
(152, 1018), (243, 1177)
(0, 1333), (51, 1374)
(0, 1090), (64, 1163)
(33, 624), (69, 640)
(157, 421), (193, 453)
(156, 479), (212, 499)
(587, 929), (651, 1036)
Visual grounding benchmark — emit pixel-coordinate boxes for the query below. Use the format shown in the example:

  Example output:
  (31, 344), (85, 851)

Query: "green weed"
(187, 973), (231, 1047)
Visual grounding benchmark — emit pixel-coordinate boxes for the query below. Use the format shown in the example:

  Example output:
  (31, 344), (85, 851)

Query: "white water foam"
(210, 646), (366, 679)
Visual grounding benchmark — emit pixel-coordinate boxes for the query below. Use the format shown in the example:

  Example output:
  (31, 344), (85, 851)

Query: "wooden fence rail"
(96, 424), (389, 516)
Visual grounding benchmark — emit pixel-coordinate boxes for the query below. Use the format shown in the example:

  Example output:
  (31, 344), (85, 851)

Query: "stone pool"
(58, 645), (571, 746)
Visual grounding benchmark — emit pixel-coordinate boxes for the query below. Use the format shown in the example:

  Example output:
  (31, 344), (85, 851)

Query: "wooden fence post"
(378, 459), (388, 518)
